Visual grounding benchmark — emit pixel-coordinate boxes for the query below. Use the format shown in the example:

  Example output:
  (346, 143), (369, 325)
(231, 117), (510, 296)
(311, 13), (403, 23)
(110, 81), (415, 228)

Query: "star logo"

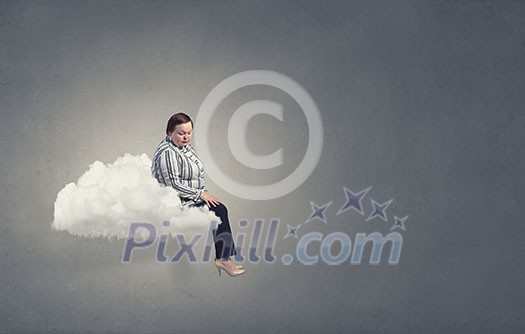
(391, 215), (408, 231)
(337, 186), (371, 215)
(366, 199), (393, 222)
(284, 224), (300, 239)
(306, 201), (332, 224)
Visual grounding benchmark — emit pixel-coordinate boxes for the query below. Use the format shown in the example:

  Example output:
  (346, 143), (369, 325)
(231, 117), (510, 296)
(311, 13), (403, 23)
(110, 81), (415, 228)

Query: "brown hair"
(166, 112), (193, 135)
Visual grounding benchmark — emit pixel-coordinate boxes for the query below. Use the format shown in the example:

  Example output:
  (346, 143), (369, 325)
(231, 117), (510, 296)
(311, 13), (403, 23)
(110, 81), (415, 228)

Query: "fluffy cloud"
(52, 154), (216, 239)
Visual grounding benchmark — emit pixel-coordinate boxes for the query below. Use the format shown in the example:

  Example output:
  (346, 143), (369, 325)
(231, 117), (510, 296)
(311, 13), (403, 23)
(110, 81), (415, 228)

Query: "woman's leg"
(208, 203), (237, 260)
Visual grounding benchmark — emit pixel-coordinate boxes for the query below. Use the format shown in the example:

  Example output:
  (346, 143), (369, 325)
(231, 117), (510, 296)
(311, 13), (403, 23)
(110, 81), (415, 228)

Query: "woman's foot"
(230, 258), (244, 270)
(215, 259), (245, 277)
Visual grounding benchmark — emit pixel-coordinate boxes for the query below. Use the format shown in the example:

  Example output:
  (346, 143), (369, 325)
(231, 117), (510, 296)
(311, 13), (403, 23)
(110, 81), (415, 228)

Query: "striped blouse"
(151, 136), (206, 206)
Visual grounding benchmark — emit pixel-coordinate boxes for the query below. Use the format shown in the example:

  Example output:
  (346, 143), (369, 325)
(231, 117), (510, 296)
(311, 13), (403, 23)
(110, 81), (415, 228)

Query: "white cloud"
(52, 153), (216, 239)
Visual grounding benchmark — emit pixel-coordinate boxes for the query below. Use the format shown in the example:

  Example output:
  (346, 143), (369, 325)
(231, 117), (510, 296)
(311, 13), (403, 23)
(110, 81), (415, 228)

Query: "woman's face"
(170, 121), (193, 147)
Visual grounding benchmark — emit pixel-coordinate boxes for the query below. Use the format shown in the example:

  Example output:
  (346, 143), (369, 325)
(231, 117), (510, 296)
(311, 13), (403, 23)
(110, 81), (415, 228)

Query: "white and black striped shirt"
(151, 136), (206, 206)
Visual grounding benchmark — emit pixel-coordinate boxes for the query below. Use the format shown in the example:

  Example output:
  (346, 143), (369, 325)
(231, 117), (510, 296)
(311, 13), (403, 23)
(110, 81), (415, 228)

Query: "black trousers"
(197, 202), (237, 260)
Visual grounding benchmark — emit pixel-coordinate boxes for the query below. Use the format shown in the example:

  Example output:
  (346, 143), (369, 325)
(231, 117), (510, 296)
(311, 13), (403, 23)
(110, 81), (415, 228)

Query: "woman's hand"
(200, 191), (221, 208)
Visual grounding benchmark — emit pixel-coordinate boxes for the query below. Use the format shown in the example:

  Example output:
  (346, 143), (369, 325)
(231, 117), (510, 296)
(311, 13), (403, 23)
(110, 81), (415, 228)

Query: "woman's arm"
(157, 150), (204, 202)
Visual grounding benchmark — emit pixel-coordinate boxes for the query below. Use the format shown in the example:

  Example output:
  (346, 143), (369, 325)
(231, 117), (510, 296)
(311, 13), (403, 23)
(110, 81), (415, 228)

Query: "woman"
(151, 112), (245, 277)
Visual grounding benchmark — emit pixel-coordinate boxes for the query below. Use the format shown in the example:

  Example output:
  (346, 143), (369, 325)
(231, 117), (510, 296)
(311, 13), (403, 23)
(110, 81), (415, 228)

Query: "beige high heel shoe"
(230, 259), (244, 270)
(215, 259), (245, 277)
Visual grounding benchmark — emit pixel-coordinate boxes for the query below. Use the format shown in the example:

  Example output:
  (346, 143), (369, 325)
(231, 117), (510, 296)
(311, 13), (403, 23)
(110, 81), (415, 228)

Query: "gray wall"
(1, 0), (524, 333)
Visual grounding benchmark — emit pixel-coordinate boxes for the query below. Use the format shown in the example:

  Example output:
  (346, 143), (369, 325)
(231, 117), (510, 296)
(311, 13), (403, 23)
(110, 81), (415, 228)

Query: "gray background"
(1, 0), (524, 333)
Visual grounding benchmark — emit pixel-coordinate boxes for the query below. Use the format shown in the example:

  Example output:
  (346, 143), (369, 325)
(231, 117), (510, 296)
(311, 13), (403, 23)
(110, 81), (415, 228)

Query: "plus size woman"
(151, 112), (245, 277)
